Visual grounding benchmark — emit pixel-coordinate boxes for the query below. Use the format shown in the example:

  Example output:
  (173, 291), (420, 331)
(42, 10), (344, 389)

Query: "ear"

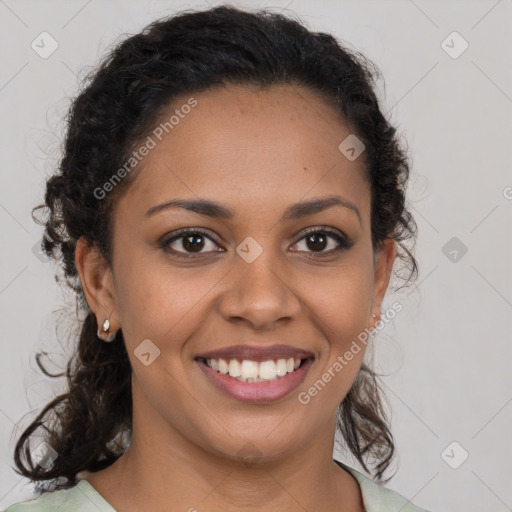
(75, 237), (119, 332)
(370, 239), (396, 322)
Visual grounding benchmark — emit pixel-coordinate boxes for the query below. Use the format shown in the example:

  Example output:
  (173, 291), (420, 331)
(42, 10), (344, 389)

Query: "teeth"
(275, 359), (287, 376)
(240, 360), (259, 379)
(259, 360), (276, 380)
(218, 358), (229, 375)
(228, 359), (241, 378)
(205, 357), (304, 382)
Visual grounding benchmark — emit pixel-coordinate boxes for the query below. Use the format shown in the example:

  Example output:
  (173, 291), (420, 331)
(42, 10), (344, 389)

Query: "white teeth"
(228, 359), (241, 378)
(218, 358), (229, 375)
(205, 356), (304, 382)
(240, 360), (259, 379)
(275, 359), (287, 376)
(259, 360), (276, 380)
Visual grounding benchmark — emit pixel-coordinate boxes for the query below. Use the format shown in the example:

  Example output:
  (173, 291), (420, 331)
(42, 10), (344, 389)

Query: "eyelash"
(160, 226), (352, 259)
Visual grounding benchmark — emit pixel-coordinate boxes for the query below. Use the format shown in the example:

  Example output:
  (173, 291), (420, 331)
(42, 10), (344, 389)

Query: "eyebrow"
(145, 195), (361, 224)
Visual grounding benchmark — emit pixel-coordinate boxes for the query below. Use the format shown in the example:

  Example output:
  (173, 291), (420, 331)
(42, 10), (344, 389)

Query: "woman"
(6, 5), (428, 511)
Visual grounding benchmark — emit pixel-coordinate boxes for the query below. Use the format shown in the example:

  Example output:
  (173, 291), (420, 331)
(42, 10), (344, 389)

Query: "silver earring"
(97, 317), (117, 342)
(372, 313), (377, 318)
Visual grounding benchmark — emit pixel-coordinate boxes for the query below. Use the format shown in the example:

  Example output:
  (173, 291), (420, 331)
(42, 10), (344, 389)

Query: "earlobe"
(75, 237), (119, 332)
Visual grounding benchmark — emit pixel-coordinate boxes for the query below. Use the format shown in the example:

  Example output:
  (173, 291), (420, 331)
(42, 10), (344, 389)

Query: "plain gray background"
(1, 1), (511, 511)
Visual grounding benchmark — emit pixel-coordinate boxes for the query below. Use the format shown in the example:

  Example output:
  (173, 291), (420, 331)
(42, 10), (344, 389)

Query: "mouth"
(199, 356), (307, 382)
(194, 344), (314, 402)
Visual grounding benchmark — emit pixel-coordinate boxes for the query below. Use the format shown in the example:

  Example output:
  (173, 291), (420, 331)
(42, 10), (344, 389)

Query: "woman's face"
(79, 84), (394, 463)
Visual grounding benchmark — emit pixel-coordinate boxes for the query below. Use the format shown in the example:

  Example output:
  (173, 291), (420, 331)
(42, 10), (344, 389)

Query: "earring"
(369, 312), (379, 338)
(97, 317), (117, 342)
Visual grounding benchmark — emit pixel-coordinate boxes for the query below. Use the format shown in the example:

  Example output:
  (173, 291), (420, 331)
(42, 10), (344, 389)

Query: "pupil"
(183, 234), (204, 252)
(307, 233), (327, 251)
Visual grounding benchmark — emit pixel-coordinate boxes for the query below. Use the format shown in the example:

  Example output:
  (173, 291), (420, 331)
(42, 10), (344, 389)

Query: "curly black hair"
(12, 4), (417, 494)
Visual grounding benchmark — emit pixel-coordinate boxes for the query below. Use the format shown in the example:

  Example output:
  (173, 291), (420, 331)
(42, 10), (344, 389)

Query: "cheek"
(296, 266), (372, 414)
(113, 252), (221, 352)
(302, 259), (375, 341)
(297, 251), (374, 402)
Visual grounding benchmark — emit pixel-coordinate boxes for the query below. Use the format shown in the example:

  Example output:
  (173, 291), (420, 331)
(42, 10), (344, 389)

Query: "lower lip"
(196, 358), (313, 403)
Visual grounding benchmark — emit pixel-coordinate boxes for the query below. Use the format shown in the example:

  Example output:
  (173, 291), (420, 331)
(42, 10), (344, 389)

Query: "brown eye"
(180, 233), (207, 252)
(162, 229), (223, 256)
(291, 228), (351, 255)
(305, 232), (329, 251)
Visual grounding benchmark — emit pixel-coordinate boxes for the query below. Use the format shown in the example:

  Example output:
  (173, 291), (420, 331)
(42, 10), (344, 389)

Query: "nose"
(217, 252), (301, 330)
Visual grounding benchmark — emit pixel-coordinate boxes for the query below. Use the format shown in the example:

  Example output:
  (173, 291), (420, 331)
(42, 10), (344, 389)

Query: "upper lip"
(196, 344), (314, 362)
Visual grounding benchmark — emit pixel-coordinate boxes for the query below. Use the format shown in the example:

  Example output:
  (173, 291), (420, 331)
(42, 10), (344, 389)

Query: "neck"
(82, 387), (364, 512)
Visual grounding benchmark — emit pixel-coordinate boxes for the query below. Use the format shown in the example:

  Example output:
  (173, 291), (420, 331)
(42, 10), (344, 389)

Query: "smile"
(196, 357), (314, 402)
(203, 357), (302, 382)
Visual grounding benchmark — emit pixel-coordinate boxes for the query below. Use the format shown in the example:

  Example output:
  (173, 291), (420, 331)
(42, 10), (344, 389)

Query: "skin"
(75, 84), (395, 512)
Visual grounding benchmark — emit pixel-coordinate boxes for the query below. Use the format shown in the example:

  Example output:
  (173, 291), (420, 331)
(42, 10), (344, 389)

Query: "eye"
(160, 226), (352, 259)
(161, 228), (223, 257)
(290, 227), (351, 255)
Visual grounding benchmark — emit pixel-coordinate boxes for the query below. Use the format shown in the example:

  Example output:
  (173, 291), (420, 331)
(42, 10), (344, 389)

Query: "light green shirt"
(3, 462), (430, 511)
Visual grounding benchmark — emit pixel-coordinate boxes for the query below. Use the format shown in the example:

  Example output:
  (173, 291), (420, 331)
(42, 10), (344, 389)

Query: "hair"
(12, 4), (417, 494)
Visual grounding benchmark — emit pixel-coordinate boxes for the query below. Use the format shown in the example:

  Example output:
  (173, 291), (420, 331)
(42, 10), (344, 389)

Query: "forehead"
(115, 84), (370, 224)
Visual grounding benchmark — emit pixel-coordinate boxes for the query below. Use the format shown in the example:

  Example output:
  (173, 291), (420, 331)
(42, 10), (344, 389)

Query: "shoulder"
(2, 480), (116, 512)
(335, 460), (431, 512)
